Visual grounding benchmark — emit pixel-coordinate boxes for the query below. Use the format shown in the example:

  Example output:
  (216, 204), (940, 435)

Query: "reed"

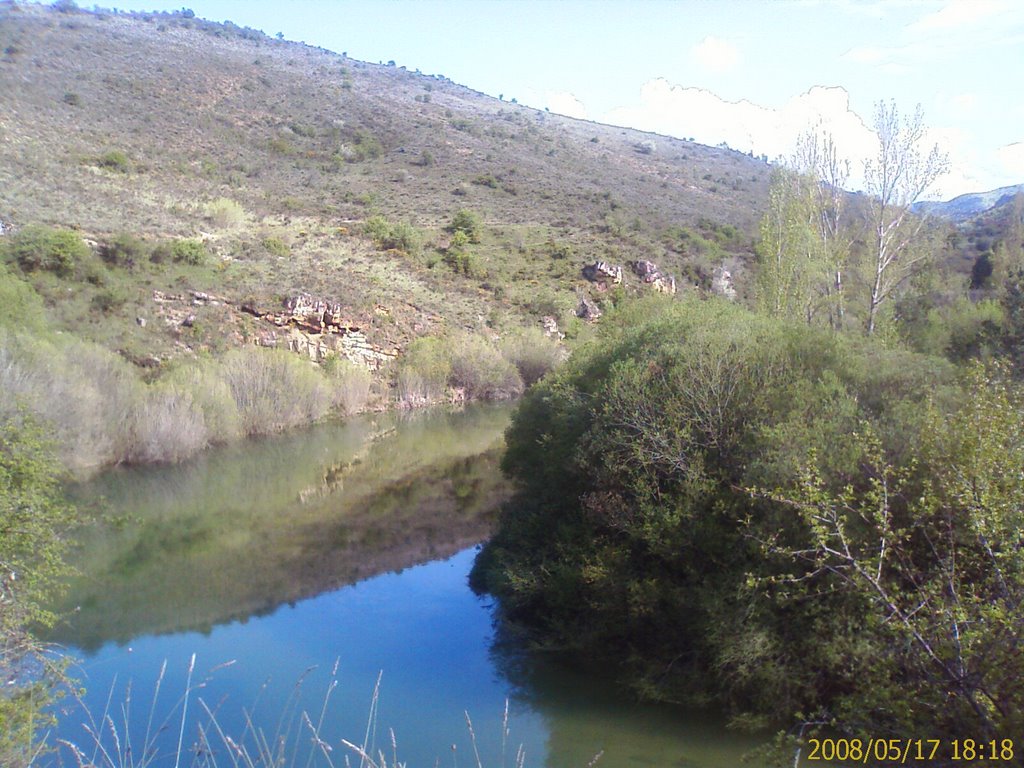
(53, 659), (597, 768)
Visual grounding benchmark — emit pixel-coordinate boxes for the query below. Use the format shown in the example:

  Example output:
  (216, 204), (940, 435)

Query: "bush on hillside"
(219, 347), (332, 435)
(448, 332), (522, 400)
(322, 355), (373, 415)
(363, 216), (420, 256)
(4, 225), (90, 278)
(499, 326), (564, 386)
(396, 336), (451, 406)
(205, 197), (246, 229)
(449, 209), (483, 243)
(169, 239), (208, 266)
(95, 149), (131, 173)
(100, 233), (148, 267)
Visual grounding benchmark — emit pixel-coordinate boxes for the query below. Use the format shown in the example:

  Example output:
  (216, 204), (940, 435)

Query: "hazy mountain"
(914, 184), (1024, 222)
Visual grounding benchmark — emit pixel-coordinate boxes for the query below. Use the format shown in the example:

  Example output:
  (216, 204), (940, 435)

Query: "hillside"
(942, 190), (1024, 287)
(914, 183), (1024, 222)
(0, 2), (772, 366)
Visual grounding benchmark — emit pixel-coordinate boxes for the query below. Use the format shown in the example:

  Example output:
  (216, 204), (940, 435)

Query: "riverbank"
(1, 310), (563, 478)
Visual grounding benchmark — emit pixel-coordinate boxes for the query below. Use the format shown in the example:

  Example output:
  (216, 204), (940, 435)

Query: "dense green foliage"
(0, 413), (75, 766)
(169, 238), (208, 266)
(473, 295), (1024, 745)
(2, 225), (90, 278)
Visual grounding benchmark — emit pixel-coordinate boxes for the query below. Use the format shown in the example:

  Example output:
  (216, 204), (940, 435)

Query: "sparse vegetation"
(204, 196), (246, 229)
(323, 354), (373, 414)
(94, 149), (131, 173)
(363, 216), (420, 256)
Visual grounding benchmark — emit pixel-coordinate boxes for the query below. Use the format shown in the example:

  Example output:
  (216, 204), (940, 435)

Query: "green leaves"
(0, 411), (76, 765)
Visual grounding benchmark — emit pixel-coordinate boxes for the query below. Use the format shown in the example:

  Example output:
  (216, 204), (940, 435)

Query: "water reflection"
(50, 404), (514, 651)
(489, 625), (764, 767)
(48, 403), (771, 767)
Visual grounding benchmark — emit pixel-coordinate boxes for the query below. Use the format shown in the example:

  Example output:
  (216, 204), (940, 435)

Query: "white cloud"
(599, 80), (991, 198)
(843, 46), (888, 63)
(909, 0), (1010, 32)
(545, 91), (589, 120)
(998, 143), (1024, 176)
(604, 80), (874, 174)
(948, 91), (978, 111)
(690, 36), (741, 73)
(518, 88), (590, 120)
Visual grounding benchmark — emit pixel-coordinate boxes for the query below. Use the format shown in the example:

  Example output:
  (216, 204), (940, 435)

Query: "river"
(46, 403), (766, 767)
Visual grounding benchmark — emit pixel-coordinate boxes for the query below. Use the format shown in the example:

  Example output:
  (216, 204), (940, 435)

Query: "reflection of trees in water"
(485, 614), (763, 768)
(50, 405), (513, 652)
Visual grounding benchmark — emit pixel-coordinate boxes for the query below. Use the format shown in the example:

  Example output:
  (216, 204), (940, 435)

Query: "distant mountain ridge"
(914, 184), (1024, 222)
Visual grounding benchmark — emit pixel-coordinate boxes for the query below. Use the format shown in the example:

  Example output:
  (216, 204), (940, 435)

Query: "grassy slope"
(0, 2), (771, 364)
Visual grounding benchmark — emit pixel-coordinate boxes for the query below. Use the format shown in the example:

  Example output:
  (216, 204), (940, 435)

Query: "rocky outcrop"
(629, 259), (676, 294)
(153, 290), (398, 370)
(711, 266), (737, 301)
(576, 294), (602, 322)
(582, 260), (622, 289)
(541, 315), (565, 340)
(253, 326), (397, 370)
(250, 294), (397, 369)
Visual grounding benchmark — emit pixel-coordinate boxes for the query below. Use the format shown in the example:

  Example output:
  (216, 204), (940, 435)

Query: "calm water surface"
(48, 404), (765, 767)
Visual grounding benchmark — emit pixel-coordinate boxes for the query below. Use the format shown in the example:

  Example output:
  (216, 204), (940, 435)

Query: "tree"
(0, 412), (76, 766)
(449, 208), (483, 243)
(756, 126), (850, 327)
(757, 365), (1024, 740)
(756, 167), (825, 322)
(794, 126), (851, 330)
(863, 102), (949, 335)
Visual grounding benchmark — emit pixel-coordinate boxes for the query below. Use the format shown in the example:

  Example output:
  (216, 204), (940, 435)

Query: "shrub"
(161, 360), (241, 445)
(474, 296), (971, 739)
(261, 236), (290, 257)
(472, 174), (498, 189)
(0, 265), (47, 333)
(322, 355), (372, 414)
(96, 149), (131, 173)
(219, 347), (332, 435)
(443, 245), (484, 278)
(0, 331), (139, 470)
(449, 209), (483, 243)
(127, 383), (209, 463)
(205, 197), (246, 229)
(346, 129), (383, 162)
(500, 327), (564, 386)
(100, 233), (148, 267)
(362, 216), (420, 256)
(0, 411), (76, 767)
(448, 332), (523, 400)
(267, 137), (296, 155)
(4, 225), (89, 278)
(396, 336), (450, 406)
(62, 92), (81, 106)
(91, 288), (127, 313)
(170, 239), (208, 266)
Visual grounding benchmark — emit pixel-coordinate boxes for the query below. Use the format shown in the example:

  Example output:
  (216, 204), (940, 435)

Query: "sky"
(85, 0), (1024, 200)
